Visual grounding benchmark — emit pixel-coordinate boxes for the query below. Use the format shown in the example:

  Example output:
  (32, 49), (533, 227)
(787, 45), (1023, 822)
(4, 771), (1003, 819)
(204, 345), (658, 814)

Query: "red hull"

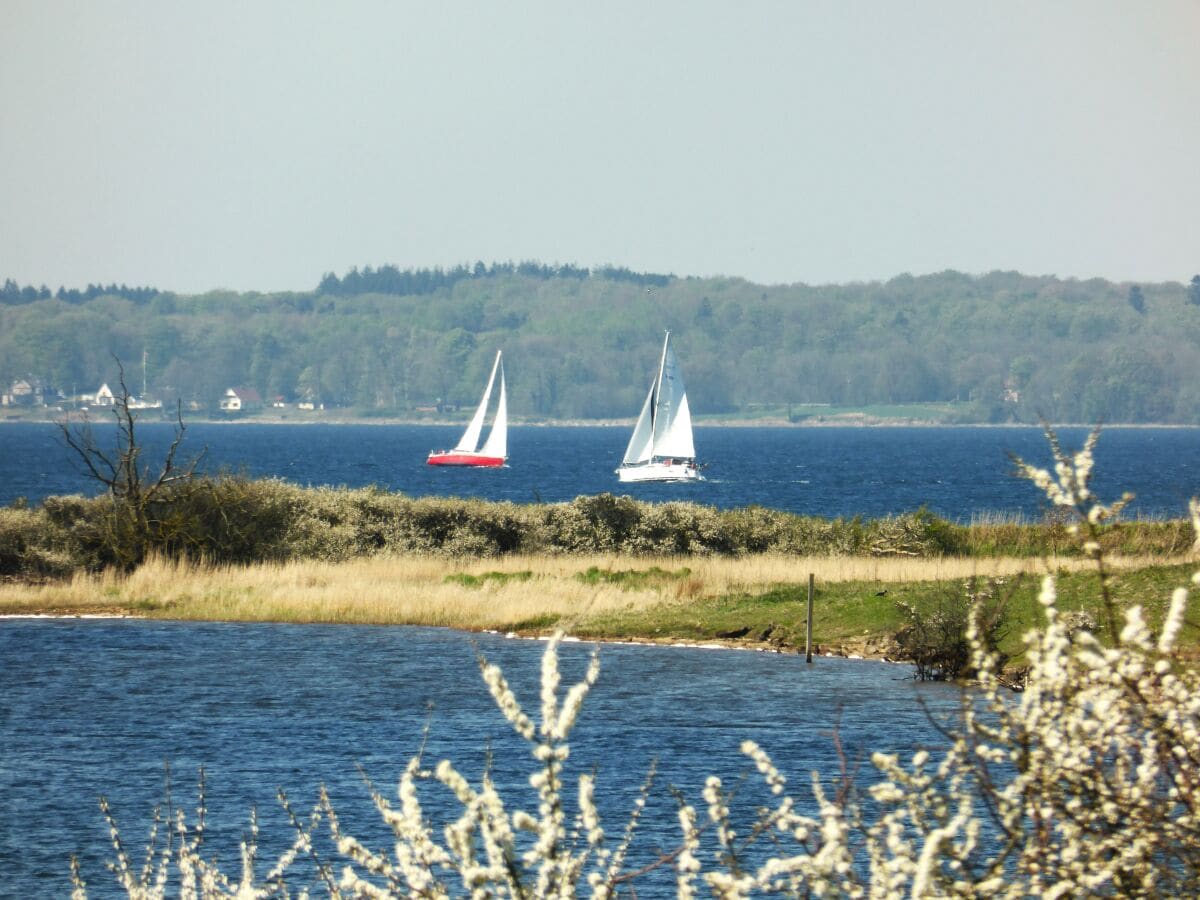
(426, 452), (505, 467)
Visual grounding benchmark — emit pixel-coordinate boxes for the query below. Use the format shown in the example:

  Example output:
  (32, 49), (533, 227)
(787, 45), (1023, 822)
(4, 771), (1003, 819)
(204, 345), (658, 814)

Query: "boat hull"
(616, 461), (703, 483)
(427, 452), (506, 467)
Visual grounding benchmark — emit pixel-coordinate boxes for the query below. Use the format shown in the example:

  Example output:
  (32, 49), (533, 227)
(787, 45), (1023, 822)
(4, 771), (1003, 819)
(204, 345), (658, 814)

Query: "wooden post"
(806, 572), (814, 664)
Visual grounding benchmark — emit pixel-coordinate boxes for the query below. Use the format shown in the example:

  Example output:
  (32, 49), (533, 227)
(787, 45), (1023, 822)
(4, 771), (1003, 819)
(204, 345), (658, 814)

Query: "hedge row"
(0, 476), (1191, 578)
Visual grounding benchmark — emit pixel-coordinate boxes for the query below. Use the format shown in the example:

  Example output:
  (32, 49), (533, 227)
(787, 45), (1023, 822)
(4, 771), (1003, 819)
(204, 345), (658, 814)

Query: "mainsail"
(454, 351), (502, 453)
(478, 358), (507, 459)
(651, 339), (695, 459)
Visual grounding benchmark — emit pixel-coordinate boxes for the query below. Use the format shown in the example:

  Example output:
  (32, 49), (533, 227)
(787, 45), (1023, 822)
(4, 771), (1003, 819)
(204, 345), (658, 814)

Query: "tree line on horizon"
(1, 278), (162, 306)
(3, 266), (1200, 424)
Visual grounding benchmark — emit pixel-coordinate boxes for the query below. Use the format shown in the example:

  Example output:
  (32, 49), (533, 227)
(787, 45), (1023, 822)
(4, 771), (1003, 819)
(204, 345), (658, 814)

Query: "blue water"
(2, 422), (1198, 519)
(2, 422), (1197, 894)
(0, 620), (960, 897)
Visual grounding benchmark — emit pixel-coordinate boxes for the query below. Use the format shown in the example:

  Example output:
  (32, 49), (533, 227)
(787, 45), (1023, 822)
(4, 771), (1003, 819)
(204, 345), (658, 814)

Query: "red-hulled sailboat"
(427, 350), (508, 467)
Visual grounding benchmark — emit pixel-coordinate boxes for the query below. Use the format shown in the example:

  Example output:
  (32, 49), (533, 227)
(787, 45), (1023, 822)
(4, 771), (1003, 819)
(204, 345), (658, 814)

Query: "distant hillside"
(3, 267), (1200, 424)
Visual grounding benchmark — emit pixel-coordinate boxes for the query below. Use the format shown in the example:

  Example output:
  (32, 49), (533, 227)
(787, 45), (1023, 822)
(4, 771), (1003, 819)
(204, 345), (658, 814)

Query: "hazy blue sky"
(2, 1), (1198, 294)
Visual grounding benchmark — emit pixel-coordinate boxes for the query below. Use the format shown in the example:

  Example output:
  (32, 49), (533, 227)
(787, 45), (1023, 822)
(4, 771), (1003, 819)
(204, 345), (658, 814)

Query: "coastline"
(4, 410), (1199, 429)
(0, 611), (902, 664)
(3, 552), (1194, 678)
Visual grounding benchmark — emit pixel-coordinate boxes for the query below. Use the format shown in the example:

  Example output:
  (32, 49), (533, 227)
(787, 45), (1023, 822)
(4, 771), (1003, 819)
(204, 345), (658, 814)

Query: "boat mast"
(651, 331), (670, 445)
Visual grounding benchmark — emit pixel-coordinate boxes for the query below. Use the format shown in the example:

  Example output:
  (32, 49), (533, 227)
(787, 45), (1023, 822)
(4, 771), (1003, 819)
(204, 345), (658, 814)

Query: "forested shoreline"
(4, 266), (1200, 424)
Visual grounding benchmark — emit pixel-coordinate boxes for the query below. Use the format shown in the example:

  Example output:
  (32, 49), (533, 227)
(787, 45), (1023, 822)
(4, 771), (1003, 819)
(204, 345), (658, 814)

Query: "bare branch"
(54, 357), (204, 569)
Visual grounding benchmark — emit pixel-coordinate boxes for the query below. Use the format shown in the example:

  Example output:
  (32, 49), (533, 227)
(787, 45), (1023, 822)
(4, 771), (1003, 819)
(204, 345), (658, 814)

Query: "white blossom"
(73, 431), (1200, 898)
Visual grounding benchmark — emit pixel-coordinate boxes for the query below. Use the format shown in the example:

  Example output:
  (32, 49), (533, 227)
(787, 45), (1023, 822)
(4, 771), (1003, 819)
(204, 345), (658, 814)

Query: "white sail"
(453, 351), (501, 453)
(651, 339), (695, 458)
(622, 383), (656, 464)
(478, 358), (507, 459)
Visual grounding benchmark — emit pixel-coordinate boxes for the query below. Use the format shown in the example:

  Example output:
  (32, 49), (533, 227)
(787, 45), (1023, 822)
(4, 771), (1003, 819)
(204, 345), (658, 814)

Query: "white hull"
(616, 460), (703, 483)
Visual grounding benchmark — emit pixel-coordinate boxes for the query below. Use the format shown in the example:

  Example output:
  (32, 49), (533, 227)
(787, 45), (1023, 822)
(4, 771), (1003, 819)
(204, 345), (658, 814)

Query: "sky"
(2, 1), (1198, 294)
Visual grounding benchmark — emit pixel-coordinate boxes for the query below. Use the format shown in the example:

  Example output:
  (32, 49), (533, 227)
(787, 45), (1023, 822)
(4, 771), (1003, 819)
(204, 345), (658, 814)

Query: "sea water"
(0, 619), (960, 896)
(2, 422), (1198, 894)
(1, 422), (1198, 519)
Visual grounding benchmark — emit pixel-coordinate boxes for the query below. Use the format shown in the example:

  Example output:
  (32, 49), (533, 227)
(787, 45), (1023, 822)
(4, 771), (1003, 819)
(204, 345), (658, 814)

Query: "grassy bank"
(5, 466), (1196, 671)
(4, 552), (1195, 666)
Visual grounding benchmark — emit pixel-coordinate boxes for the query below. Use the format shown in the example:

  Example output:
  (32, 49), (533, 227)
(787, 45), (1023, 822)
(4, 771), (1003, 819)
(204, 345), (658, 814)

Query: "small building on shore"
(219, 387), (263, 412)
(2, 378), (64, 407)
(2, 379), (38, 407)
(86, 383), (117, 406)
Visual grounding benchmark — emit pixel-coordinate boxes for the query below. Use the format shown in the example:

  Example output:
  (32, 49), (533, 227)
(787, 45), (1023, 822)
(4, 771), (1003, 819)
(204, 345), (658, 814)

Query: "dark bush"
(2, 481), (1189, 579)
(150, 476), (300, 563)
(0, 506), (74, 578)
(866, 508), (966, 557)
(893, 578), (1010, 680)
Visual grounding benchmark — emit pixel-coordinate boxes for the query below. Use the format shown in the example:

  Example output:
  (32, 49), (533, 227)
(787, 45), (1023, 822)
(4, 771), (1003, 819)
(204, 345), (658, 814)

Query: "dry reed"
(1, 551), (1183, 632)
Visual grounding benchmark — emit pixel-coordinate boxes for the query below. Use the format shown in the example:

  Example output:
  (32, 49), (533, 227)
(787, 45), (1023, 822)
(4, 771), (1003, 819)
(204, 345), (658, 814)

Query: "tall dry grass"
(1, 551), (1181, 632)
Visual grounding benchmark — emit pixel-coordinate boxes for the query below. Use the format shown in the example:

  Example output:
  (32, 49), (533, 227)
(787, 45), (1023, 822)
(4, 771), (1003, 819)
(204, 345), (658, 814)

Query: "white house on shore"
(90, 383), (116, 406)
(219, 387), (263, 412)
(79, 383), (160, 409)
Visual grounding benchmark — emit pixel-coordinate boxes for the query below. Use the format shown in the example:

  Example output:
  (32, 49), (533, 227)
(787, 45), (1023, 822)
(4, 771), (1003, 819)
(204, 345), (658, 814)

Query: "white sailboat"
(616, 332), (702, 483)
(427, 350), (508, 467)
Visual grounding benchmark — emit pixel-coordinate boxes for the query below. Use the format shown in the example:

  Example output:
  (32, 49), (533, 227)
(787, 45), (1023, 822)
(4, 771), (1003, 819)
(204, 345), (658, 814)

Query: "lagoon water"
(1, 421), (1199, 519)
(2, 422), (1199, 894)
(0, 619), (962, 897)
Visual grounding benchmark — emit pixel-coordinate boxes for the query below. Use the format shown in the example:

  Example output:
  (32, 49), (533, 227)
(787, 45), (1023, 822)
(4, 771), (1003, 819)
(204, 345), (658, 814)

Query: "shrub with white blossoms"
(325, 636), (627, 898)
(75, 428), (1200, 897)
